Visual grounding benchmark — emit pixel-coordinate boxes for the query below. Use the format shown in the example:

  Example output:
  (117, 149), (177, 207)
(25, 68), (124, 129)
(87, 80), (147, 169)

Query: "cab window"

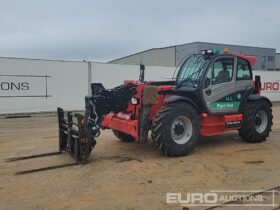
(204, 58), (234, 88)
(237, 58), (251, 80)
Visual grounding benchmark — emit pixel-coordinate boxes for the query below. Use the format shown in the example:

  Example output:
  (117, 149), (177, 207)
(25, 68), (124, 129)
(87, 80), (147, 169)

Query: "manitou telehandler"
(57, 48), (273, 164)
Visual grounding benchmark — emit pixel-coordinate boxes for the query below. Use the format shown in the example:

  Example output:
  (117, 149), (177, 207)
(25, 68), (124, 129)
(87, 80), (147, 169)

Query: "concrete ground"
(0, 105), (280, 210)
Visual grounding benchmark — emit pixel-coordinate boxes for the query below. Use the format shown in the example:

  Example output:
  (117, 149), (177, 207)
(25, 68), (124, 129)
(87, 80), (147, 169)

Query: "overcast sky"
(0, 0), (279, 62)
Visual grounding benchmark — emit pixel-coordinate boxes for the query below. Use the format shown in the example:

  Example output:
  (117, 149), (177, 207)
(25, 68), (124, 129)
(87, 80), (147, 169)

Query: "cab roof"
(231, 53), (256, 66)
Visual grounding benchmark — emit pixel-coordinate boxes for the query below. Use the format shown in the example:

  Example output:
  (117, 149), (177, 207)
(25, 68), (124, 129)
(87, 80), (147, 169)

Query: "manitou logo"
(261, 82), (279, 91)
(0, 82), (29, 91)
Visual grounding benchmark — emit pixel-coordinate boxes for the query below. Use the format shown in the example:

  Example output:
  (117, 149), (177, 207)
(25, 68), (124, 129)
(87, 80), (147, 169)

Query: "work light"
(131, 97), (138, 105)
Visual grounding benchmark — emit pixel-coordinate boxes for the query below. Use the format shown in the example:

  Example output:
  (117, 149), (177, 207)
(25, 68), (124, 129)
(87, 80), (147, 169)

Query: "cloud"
(0, 0), (279, 62)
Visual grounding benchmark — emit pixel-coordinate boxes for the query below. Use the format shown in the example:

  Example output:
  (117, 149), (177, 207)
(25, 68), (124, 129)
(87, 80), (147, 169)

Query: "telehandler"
(57, 48), (273, 164)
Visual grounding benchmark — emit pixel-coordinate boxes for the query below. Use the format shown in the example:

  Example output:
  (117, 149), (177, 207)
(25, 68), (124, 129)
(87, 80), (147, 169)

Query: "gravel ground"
(0, 105), (280, 210)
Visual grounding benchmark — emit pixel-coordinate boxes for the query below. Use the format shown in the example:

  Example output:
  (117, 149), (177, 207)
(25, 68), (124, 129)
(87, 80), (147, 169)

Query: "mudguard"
(164, 95), (200, 112)
(248, 94), (272, 107)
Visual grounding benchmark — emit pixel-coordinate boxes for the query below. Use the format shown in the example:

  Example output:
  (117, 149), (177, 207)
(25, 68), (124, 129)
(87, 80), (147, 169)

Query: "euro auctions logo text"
(261, 82), (279, 91)
(0, 75), (51, 98)
(166, 190), (277, 207)
(167, 192), (221, 205)
(0, 81), (29, 91)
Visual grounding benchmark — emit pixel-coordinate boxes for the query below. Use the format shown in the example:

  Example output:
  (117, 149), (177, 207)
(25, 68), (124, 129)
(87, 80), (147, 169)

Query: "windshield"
(176, 55), (208, 88)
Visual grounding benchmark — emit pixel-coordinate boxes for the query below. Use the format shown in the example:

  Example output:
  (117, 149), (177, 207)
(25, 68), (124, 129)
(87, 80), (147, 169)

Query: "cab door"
(202, 56), (238, 114)
(235, 58), (254, 101)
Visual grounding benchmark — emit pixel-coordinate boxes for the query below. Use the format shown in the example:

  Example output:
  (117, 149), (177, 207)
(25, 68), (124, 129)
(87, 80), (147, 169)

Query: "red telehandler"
(8, 49), (273, 172)
(56, 49), (273, 164)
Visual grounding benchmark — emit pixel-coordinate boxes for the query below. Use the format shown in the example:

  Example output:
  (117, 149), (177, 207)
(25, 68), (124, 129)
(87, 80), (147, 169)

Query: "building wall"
(175, 42), (276, 70)
(110, 42), (276, 71)
(197, 42), (275, 71)
(110, 47), (175, 67)
(175, 43), (198, 65)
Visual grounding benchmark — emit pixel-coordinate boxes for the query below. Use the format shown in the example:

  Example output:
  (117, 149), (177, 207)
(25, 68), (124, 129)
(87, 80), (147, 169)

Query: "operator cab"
(173, 49), (254, 115)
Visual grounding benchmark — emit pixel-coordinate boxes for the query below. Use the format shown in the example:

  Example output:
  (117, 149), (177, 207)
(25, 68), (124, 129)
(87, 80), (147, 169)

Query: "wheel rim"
(254, 110), (268, 134)
(171, 116), (193, 144)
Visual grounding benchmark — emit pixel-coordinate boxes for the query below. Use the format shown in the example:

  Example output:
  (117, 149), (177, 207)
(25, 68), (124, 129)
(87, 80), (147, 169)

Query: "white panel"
(92, 62), (175, 89)
(0, 58), (88, 114)
(1, 57), (280, 115)
(92, 63), (280, 101)
(253, 71), (280, 101)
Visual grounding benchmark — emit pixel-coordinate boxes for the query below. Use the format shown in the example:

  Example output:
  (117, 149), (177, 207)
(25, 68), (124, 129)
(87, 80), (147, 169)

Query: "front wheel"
(151, 103), (200, 156)
(239, 99), (273, 143)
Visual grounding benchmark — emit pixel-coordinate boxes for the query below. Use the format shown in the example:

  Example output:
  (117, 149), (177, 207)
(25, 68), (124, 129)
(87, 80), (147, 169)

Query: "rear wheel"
(239, 99), (273, 143)
(112, 130), (135, 142)
(151, 103), (200, 156)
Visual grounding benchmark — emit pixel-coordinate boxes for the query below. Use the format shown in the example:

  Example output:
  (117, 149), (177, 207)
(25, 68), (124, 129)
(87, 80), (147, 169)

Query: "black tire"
(239, 99), (273, 143)
(112, 130), (135, 142)
(151, 103), (200, 156)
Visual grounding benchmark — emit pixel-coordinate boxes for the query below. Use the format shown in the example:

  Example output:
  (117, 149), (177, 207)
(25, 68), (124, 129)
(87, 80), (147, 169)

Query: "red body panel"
(200, 113), (242, 136)
(101, 82), (174, 141)
(231, 53), (256, 66)
(102, 113), (139, 140)
(102, 111), (243, 140)
(101, 82), (244, 141)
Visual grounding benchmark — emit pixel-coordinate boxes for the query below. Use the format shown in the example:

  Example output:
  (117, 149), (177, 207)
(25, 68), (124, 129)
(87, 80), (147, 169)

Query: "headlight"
(130, 97), (138, 105)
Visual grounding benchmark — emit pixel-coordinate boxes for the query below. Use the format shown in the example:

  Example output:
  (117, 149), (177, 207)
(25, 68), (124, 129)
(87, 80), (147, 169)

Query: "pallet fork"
(6, 108), (97, 175)
(57, 107), (96, 164)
